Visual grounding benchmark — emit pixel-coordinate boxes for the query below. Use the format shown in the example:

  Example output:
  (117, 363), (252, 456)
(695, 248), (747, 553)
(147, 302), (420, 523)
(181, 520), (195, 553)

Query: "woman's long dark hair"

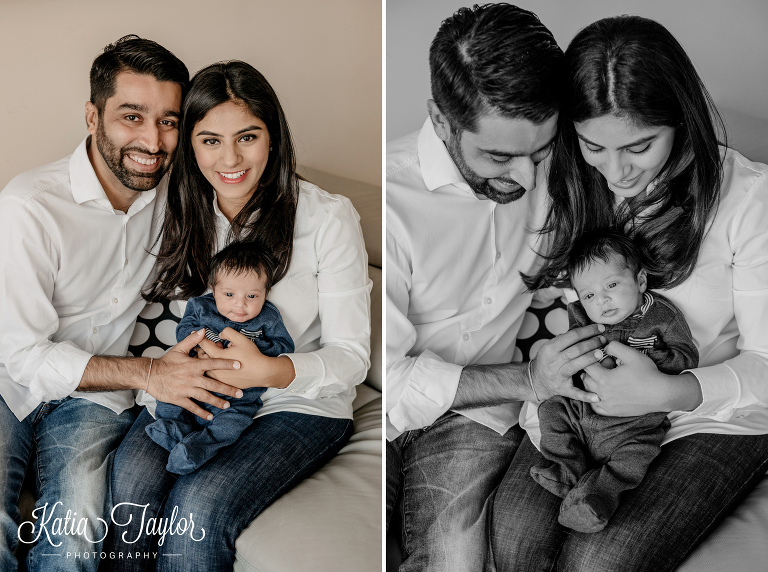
(145, 61), (300, 301)
(524, 15), (725, 291)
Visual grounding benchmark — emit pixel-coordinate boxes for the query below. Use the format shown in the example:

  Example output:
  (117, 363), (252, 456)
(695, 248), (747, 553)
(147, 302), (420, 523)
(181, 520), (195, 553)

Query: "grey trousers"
(532, 396), (670, 515)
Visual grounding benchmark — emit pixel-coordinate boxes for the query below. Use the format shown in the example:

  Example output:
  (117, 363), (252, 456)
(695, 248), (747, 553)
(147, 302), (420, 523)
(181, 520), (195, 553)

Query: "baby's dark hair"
(567, 230), (643, 287)
(208, 241), (277, 293)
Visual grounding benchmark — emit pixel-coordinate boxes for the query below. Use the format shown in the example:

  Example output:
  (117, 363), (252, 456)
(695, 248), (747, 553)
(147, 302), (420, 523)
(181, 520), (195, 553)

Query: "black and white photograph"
(386, 1), (768, 571)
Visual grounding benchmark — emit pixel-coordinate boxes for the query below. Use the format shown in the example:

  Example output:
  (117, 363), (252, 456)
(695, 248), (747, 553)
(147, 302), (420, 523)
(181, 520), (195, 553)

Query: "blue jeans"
(489, 432), (768, 572)
(102, 408), (352, 572)
(387, 412), (524, 572)
(0, 395), (136, 572)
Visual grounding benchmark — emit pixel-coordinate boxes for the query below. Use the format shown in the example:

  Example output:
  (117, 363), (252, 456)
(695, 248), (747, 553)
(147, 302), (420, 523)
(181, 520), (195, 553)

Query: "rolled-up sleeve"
(385, 228), (463, 440)
(283, 197), (372, 399)
(0, 198), (92, 401)
(688, 167), (768, 420)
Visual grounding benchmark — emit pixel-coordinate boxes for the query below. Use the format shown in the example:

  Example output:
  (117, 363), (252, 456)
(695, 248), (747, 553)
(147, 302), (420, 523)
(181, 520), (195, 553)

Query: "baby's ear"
(637, 268), (648, 293)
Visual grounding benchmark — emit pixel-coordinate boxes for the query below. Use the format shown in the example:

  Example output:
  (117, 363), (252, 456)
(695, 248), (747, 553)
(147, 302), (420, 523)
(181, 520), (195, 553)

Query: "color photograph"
(0, 1), (381, 571)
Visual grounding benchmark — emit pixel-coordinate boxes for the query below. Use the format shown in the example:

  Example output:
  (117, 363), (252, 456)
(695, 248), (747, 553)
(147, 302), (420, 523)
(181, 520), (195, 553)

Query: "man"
(0, 36), (242, 571)
(386, 5), (606, 570)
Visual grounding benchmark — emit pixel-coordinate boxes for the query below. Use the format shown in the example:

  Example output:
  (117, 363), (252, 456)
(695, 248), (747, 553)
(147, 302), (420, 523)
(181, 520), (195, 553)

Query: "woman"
(490, 16), (768, 572)
(105, 61), (371, 571)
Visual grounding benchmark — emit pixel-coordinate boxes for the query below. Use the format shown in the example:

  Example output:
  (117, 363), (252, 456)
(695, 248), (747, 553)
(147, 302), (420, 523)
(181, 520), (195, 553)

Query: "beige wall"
(387, 0), (768, 159)
(0, 0), (381, 189)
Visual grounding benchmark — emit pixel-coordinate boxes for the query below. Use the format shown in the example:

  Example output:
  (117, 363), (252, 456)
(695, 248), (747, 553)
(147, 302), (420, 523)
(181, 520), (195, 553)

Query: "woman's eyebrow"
(195, 126), (263, 137)
(576, 133), (657, 150)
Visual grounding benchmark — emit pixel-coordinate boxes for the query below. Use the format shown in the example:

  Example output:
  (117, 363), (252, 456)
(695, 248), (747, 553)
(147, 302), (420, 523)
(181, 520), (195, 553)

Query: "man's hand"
(531, 324), (606, 403)
(149, 329), (244, 421)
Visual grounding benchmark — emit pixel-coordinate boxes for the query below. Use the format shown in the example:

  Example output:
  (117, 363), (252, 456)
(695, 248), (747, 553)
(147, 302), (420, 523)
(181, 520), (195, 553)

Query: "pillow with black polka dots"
(514, 297), (569, 363)
(127, 299), (188, 358)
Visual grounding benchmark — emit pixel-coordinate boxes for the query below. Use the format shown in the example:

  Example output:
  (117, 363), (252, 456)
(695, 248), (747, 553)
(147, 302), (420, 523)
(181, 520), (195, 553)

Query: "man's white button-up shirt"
(386, 119), (550, 440)
(0, 138), (166, 421)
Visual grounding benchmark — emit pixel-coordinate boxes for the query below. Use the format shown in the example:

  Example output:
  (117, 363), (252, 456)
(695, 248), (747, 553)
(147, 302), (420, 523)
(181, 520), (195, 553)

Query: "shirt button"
(463, 333), (469, 341)
(112, 298), (119, 304)
(485, 298), (492, 305)
(124, 260), (129, 266)
(92, 327), (98, 334)
(496, 252), (501, 259)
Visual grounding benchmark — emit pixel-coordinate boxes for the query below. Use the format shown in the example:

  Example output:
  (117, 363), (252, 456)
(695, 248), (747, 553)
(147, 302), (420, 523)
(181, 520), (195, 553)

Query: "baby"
(145, 241), (294, 475)
(530, 230), (698, 533)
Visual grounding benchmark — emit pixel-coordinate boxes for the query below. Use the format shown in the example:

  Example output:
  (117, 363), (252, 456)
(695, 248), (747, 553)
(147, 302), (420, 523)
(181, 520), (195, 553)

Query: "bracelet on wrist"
(527, 359), (541, 403)
(145, 357), (154, 394)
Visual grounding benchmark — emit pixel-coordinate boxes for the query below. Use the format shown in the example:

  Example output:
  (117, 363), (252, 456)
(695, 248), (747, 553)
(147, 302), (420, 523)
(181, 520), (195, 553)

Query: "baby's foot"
(558, 492), (610, 533)
(166, 443), (198, 475)
(145, 420), (185, 451)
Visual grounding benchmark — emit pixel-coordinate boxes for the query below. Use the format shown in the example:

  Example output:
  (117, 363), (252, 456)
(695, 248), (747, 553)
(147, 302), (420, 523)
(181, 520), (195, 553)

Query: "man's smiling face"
(88, 71), (182, 193)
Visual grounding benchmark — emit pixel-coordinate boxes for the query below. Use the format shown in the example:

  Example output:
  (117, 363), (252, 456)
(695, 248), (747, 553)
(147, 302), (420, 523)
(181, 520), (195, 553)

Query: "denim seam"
(398, 428), (421, 559)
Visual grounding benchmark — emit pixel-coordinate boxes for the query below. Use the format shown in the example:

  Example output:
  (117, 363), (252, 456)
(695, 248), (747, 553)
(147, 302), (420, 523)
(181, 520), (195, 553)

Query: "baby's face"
(572, 255), (646, 325)
(212, 270), (267, 323)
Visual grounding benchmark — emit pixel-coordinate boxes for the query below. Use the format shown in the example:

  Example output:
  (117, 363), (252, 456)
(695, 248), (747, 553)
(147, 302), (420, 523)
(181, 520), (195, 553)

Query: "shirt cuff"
(282, 352), (324, 399)
(387, 350), (464, 435)
(685, 363), (740, 420)
(29, 341), (92, 403)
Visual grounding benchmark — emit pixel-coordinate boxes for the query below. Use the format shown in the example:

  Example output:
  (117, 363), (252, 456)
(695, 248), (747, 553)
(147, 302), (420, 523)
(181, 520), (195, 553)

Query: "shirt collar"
(417, 118), (475, 197)
(631, 291), (654, 318)
(69, 136), (157, 212)
(212, 192), (227, 218)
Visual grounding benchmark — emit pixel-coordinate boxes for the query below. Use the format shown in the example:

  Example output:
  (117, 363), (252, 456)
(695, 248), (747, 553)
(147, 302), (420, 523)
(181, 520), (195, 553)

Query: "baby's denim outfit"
(146, 294), (294, 475)
(531, 291), (698, 532)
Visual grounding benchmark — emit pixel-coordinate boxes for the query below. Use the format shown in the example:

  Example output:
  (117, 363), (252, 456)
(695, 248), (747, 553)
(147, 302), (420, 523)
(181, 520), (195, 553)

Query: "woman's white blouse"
(143, 180), (372, 420)
(522, 148), (768, 446)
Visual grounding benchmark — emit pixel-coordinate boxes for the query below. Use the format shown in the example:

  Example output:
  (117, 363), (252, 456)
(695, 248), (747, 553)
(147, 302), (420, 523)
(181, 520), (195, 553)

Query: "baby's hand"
(195, 341), (224, 360)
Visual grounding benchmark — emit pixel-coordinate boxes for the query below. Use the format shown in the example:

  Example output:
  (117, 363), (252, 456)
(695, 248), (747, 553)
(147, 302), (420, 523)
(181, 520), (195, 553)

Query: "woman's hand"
(531, 324), (606, 403)
(583, 341), (703, 416)
(198, 328), (296, 390)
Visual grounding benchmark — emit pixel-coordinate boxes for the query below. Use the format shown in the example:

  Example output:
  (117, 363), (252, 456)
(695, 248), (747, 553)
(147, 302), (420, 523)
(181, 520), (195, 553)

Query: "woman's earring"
(269, 146), (273, 152)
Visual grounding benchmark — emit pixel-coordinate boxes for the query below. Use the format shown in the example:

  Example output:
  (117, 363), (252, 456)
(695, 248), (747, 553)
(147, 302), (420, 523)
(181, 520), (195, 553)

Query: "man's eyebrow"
(195, 126), (263, 137)
(116, 103), (180, 118)
(576, 133), (656, 150)
(480, 135), (556, 158)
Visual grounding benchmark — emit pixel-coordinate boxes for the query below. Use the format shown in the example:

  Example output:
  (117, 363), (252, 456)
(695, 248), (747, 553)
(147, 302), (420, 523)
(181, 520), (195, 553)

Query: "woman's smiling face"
(192, 100), (271, 219)
(574, 114), (676, 199)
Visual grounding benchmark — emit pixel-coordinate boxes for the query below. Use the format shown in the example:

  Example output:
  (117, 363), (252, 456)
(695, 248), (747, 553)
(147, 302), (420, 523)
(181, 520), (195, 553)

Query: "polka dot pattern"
(544, 307), (569, 336)
(156, 319), (180, 347)
(128, 299), (182, 358)
(139, 302), (164, 320)
(515, 297), (568, 363)
(129, 322), (150, 347)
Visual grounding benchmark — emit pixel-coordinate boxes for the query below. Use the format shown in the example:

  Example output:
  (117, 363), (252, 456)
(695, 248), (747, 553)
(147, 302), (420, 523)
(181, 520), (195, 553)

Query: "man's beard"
(446, 137), (526, 204)
(96, 121), (170, 192)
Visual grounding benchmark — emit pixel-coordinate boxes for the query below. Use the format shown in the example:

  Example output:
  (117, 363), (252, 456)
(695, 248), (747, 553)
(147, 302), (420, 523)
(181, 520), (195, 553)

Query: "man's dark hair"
(90, 34), (189, 114)
(429, 3), (563, 133)
(208, 241), (277, 294)
(567, 229), (643, 286)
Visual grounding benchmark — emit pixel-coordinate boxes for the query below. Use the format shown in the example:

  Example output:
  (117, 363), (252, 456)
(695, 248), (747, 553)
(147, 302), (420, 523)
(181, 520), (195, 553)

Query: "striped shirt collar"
(631, 291), (654, 318)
